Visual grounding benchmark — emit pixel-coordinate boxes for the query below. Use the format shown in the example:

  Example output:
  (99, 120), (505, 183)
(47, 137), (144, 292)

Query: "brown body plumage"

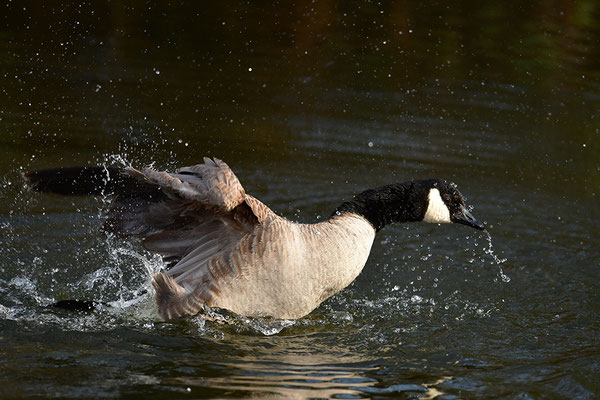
(133, 159), (375, 319)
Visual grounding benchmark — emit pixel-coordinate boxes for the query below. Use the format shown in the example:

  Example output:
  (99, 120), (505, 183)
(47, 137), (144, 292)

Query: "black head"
(421, 179), (485, 230)
(333, 179), (485, 231)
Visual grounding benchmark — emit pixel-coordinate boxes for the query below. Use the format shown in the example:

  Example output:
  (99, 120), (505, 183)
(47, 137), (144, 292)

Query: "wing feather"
(132, 157), (246, 212)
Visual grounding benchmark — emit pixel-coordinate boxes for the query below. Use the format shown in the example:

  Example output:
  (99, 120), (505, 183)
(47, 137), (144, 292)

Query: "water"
(1, 1), (599, 398)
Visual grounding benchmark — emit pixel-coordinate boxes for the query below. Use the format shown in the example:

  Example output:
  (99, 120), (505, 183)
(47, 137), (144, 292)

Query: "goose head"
(334, 179), (485, 232)
(421, 179), (485, 230)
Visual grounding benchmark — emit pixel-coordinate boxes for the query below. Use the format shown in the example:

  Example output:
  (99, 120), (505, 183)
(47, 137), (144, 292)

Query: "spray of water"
(483, 231), (510, 283)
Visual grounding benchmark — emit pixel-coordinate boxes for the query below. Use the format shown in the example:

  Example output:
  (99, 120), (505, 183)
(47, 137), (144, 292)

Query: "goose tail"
(152, 273), (205, 320)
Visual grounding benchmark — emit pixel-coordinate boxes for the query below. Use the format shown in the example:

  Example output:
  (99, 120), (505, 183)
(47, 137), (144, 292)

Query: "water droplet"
(410, 295), (422, 303)
(484, 231), (510, 283)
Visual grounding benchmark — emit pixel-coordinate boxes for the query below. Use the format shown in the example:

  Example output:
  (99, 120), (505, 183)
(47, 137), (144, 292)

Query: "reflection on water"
(180, 345), (453, 399)
(176, 339), (381, 399)
(1, 0), (600, 399)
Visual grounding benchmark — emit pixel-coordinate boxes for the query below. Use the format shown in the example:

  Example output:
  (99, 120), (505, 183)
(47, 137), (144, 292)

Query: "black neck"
(332, 180), (435, 231)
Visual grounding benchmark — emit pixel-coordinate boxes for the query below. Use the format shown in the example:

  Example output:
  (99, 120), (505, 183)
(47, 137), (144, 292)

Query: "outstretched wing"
(105, 157), (269, 261)
(103, 157), (253, 242)
(26, 157), (276, 320)
(117, 158), (277, 319)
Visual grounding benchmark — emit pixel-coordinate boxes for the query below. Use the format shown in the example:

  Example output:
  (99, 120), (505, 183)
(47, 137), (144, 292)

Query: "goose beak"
(455, 205), (485, 230)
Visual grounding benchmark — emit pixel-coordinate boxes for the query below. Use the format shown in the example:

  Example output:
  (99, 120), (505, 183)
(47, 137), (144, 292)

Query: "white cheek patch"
(423, 188), (452, 224)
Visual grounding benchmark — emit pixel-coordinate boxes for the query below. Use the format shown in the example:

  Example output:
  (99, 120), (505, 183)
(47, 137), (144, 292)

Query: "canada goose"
(26, 158), (484, 320)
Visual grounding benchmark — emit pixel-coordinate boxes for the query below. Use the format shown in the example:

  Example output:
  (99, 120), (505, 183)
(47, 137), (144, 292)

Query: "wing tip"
(23, 166), (127, 195)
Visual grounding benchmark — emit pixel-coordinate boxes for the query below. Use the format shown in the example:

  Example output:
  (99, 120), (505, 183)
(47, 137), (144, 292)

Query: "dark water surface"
(1, 1), (599, 399)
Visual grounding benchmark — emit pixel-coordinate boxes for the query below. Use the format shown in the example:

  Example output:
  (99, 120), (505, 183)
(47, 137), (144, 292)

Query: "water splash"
(103, 152), (131, 169)
(74, 154), (162, 314)
(193, 306), (297, 336)
(484, 231), (510, 283)
(0, 153), (163, 329)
